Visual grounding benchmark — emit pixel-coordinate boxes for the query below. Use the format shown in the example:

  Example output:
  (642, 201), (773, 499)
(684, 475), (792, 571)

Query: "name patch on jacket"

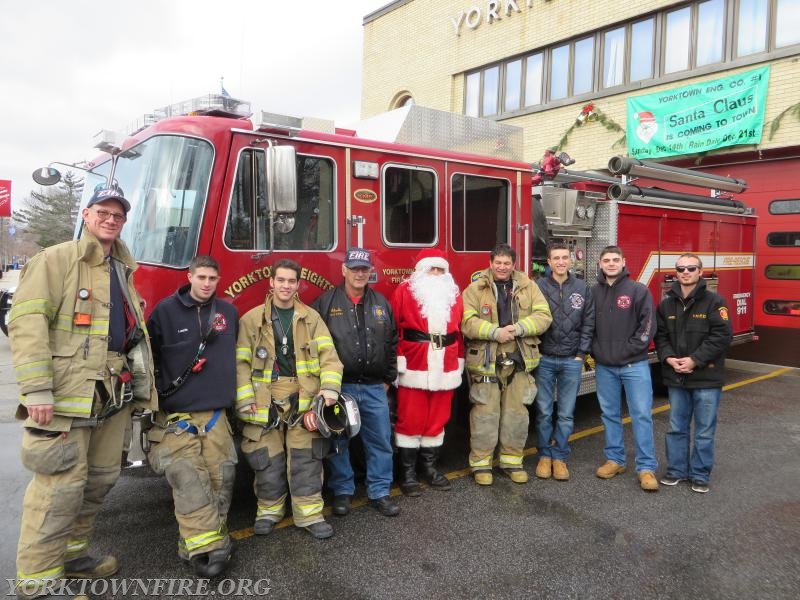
(329, 307), (345, 317)
(569, 293), (584, 310)
(616, 295), (632, 310)
(372, 306), (388, 321)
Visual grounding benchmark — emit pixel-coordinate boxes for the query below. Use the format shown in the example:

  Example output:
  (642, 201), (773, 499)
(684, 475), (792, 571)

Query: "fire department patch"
(372, 306), (387, 321)
(481, 304), (492, 316)
(212, 313), (227, 332)
(569, 293), (584, 310)
(616, 295), (632, 310)
(718, 306), (729, 321)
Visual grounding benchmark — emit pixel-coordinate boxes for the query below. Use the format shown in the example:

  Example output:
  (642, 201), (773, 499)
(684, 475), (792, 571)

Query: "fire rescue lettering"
(223, 266), (333, 298)
(381, 267), (414, 284)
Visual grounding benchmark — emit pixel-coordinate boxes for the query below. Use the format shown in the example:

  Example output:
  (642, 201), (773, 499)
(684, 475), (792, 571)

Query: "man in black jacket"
(146, 255), (238, 577)
(534, 243), (595, 481)
(592, 246), (659, 492)
(312, 248), (400, 517)
(655, 253), (732, 493)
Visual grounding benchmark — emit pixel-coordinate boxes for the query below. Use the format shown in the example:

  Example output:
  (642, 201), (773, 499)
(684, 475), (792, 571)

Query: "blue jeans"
(595, 360), (658, 472)
(326, 383), (394, 500)
(665, 386), (721, 484)
(534, 355), (584, 460)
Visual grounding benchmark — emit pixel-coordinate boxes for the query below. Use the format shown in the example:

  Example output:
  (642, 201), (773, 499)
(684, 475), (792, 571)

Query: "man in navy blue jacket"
(591, 246), (658, 492)
(534, 243), (594, 481)
(146, 255), (239, 577)
(655, 253), (732, 493)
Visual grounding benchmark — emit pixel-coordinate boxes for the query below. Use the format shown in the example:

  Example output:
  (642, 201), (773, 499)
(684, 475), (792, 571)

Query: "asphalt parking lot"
(0, 303), (798, 599)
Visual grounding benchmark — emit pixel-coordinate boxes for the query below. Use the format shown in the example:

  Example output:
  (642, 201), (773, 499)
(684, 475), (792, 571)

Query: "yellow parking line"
(231, 366), (791, 539)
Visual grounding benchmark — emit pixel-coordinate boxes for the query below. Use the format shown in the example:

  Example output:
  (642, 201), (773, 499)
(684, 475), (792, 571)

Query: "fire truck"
(25, 95), (756, 397)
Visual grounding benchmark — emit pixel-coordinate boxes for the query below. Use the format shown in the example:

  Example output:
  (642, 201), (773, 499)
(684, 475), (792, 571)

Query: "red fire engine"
(23, 95), (757, 393)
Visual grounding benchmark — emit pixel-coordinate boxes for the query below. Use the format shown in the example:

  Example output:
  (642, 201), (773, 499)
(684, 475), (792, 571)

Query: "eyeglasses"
(92, 208), (127, 223)
(675, 265), (699, 273)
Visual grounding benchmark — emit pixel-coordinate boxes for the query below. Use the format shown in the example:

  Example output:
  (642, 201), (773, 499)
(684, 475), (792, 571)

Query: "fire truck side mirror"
(266, 145), (298, 214)
(32, 167), (62, 186)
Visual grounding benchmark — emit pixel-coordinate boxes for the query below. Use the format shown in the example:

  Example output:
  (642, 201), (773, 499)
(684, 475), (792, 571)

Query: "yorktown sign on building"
(451, 0), (555, 36)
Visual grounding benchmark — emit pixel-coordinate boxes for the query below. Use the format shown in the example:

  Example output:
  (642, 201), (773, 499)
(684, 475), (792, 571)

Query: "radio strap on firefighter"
(157, 299), (218, 398)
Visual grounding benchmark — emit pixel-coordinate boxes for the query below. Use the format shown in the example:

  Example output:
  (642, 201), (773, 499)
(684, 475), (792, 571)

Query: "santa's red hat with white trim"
(414, 248), (450, 273)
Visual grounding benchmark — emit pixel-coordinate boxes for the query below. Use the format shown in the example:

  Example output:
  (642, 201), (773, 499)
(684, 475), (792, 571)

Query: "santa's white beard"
(409, 271), (458, 332)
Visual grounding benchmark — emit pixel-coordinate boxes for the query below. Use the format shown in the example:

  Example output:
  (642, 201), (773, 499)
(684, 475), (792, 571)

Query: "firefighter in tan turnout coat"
(462, 244), (552, 486)
(9, 187), (157, 600)
(236, 259), (343, 540)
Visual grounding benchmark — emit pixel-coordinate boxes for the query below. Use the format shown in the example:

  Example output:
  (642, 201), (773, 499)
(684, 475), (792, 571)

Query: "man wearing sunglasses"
(655, 254), (732, 494)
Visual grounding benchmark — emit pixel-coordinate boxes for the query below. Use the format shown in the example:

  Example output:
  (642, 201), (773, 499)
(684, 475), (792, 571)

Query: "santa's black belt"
(403, 329), (456, 348)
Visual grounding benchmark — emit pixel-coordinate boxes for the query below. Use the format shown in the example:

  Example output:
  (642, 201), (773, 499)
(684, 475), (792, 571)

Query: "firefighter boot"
(64, 554), (119, 579)
(418, 446), (451, 491)
(189, 537), (233, 578)
(15, 589), (89, 600)
(398, 448), (422, 497)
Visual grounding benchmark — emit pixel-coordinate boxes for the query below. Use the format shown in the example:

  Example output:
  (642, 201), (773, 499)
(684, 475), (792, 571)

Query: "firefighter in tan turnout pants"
(236, 259), (343, 539)
(146, 255), (238, 578)
(9, 187), (157, 600)
(462, 244), (552, 486)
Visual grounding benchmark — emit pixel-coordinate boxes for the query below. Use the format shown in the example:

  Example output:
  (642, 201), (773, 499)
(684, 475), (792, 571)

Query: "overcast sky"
(0, 0), (388, 210)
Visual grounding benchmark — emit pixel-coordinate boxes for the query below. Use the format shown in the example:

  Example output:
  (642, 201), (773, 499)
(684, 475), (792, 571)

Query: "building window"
(630, 18), (655, 81)
(767, 232), (800, 246)
(504, 59), (522, 112)
(769, 199), (800, 214)
(602, 27), (626, 88)
(776, 0), (800, 47)
(451, 174), (509, 251)
(697, 0), (725, 66)
(383, 166), (437, 245)
(737, 0), (769, 56)
(525, 53), (544, 106)
(665, 6), (692, 73)
(462, 0), (798, 117)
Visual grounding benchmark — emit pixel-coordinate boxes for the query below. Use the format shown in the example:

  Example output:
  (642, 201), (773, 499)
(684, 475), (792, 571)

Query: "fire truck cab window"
(383, 166), (436, 245)
(451, 174), (509, 252)
(89, 135), (213, 268)
(225, 150), (334, 251)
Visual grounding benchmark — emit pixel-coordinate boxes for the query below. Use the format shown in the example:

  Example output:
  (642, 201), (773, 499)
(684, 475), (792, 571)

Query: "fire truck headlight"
(586, 206), (596, 219)
(576, 205), (587, 219)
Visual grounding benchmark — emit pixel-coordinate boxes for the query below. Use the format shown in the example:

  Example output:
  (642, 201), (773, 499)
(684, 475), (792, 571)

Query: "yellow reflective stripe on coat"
(298, 396), (313, 413)
(293, 501), (324, 517)
(51, 396), (93, 416)
(313, 335), (334, 351)
(296, 358), (320, 375)
(14, 360), (53, 382)
(476, 320), (495, 339)
(461, 309), (479, 325)
(466, 364), (496, 376)
(237, 384), (255, 403)
(53, 314), (109, 336)
(8, 298), (55, 321)
(252, 373), (272, 384)
(183, 527), (225, 552)
(236, 347), (253, 364)
(319, 370), (342, 387)
(470, 455), (493, 468)
(499, 454), (523, 466)
(238, 407), (272, 425)
(524, 356), (540, 370)
(518, 308), (548, 335)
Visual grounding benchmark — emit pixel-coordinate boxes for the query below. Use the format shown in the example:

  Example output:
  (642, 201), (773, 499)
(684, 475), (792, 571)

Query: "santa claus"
(390, 248), (464, 496)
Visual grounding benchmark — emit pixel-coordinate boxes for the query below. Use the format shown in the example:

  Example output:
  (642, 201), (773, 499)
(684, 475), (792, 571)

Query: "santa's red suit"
(390, 251), (464, 449)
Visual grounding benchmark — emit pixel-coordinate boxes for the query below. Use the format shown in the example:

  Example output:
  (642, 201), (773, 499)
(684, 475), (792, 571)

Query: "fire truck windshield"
(81, 134), (214, 267)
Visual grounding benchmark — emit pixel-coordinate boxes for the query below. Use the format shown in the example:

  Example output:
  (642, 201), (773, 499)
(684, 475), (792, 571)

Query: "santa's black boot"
(398, 447), (422, 497)
(418, 446), (452, 491)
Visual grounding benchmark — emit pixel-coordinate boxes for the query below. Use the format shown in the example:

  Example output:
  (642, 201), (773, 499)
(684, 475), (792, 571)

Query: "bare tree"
(14, 171), (83, 249)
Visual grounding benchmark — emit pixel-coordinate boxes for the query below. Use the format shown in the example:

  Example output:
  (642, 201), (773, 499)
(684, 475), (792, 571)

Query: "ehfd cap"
(414, 248), (449, 273)
(344, 248), (373, 269)
(87, 186), (131, 213)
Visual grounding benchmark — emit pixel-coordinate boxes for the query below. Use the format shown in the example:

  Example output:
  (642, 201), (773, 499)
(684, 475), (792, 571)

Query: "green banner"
(627, 66), (770, 159)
